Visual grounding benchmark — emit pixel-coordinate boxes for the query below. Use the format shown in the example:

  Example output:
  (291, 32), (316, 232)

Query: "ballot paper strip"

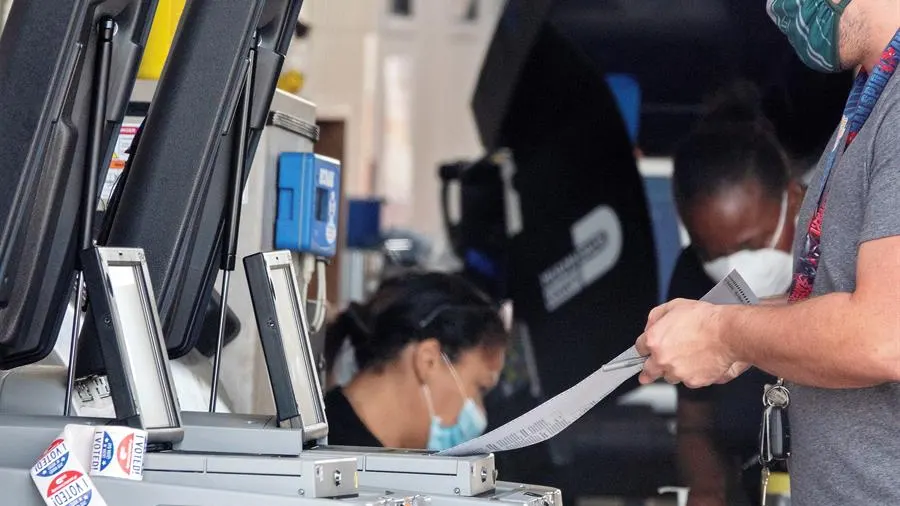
(439, 270), (756, 457)
(30, 425), (148, 506)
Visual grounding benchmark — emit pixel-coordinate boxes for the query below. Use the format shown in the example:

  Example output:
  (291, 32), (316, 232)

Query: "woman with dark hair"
(672, 82), (805, 298)
(669, 82), (801, 506)
(323, 271), (508, 451)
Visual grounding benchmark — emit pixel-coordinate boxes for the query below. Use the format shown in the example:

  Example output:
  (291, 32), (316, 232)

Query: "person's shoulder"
(868, 71), (900, 161)
(323, 387), (384, 447)
(876, 70), (900, 118)
(324, 386), (347, 408)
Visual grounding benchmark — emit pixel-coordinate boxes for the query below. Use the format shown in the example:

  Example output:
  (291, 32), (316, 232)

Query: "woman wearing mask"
(668, 83), (803, 506)
(322, 271), (507, 451)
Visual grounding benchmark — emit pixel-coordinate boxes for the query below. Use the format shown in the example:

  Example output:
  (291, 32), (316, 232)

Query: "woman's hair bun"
(702, 80), (767, 126)
(343, 302), (372, 349)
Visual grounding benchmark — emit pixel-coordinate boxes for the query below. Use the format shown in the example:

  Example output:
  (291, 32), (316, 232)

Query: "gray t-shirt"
(787, 70), (900, 505)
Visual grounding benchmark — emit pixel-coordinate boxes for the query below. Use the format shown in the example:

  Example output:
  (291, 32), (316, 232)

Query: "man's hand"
(635, 299), (742, 387)
(717, 361), (751, 383)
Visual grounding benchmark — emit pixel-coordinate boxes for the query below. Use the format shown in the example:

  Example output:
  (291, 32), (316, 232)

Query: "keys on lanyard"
(759, 378), (791, 505)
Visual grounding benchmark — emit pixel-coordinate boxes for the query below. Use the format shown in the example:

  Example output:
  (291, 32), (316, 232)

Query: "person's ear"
(412, 338), (442, 385)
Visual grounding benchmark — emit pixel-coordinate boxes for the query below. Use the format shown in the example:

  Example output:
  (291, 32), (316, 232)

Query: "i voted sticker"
(34, 439), (70, 478)
(31, 425), (110, 506)
(116, 433), (137, 475)
(90, 427), (146, 479)
(46, 470), (93, 506)
(92, 432), (114, 472)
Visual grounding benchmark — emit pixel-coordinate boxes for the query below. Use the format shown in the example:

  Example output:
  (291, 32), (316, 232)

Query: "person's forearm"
(720, 292), (900, 388)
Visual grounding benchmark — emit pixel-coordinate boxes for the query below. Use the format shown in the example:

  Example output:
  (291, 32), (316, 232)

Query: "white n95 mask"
(702, 192), (794, 298)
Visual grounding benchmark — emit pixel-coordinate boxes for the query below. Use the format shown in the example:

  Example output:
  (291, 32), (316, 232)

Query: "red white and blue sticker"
(93, 432), (115, 472)
(46, 470), (94, 506)
(33, 439), (70, 478)
(116, 433), (135, 475)
(91, 430), (145, 477)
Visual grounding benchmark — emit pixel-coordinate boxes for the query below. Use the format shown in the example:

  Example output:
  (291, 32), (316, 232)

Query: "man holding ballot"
(635, 1), (900, 505)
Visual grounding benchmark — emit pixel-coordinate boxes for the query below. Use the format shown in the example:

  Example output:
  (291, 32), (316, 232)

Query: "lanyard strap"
(789, 31), (900, 303)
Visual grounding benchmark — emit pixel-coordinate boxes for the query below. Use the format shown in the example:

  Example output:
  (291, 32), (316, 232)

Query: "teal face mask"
(766, 0), (852, 73)
(422, 354), (488, 451)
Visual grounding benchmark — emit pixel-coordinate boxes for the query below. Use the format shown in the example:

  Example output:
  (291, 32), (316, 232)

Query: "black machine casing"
(465, 0), (663, 497)
(472, 1), (657, 403)
(0, 0), (158, 369)
(78, 0), (305, 375)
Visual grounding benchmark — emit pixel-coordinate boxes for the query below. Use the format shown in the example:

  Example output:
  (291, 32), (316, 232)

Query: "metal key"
(761, 379), (792, 462)
(759, 404), (775, 466)
(759, 378), (792, 505)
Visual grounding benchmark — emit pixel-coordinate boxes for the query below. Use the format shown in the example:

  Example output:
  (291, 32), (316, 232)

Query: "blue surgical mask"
(422, 354), (488, 451)
(766, 0), (852, 73)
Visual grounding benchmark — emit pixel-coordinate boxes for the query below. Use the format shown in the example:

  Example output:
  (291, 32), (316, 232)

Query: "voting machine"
(0, 1), (563, 505)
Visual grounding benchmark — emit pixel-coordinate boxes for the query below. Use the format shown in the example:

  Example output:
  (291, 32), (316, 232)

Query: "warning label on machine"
(99, 124), (140, 210)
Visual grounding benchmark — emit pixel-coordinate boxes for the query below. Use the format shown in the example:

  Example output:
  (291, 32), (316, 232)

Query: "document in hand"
(438, 270), (757, 457)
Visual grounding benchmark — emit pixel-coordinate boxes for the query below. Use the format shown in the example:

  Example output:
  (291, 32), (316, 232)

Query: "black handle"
(80, 18), (116, 256)
(220, 37), (258, 272)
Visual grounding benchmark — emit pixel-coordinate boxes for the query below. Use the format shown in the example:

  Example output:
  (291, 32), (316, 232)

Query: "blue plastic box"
(275, 153), (341, 258)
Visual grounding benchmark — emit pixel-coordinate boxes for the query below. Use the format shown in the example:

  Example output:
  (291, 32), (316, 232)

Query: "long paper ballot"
(438, 270), (757, 457)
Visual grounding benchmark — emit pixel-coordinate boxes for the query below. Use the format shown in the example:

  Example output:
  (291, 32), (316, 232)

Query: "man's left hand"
(635, 299), (743, 387)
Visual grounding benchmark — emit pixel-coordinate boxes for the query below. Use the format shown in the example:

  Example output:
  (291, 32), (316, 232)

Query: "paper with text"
(438, 270), (756, 456)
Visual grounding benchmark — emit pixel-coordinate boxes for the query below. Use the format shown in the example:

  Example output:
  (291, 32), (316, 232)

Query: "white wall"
(300, 0), (505, 245)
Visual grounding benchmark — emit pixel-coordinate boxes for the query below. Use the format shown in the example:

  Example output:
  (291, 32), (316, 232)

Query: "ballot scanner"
(0, 246), (560, 506)
(0, 244), (560, 504)
(0, 0), (563, 504)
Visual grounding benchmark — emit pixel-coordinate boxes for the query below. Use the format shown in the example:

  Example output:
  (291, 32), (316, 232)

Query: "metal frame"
(244, 250), (327, 442)
(80, 246), (183, 443)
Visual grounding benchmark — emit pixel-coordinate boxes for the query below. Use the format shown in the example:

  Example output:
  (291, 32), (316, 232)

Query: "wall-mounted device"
(276, 153), (341, 258)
